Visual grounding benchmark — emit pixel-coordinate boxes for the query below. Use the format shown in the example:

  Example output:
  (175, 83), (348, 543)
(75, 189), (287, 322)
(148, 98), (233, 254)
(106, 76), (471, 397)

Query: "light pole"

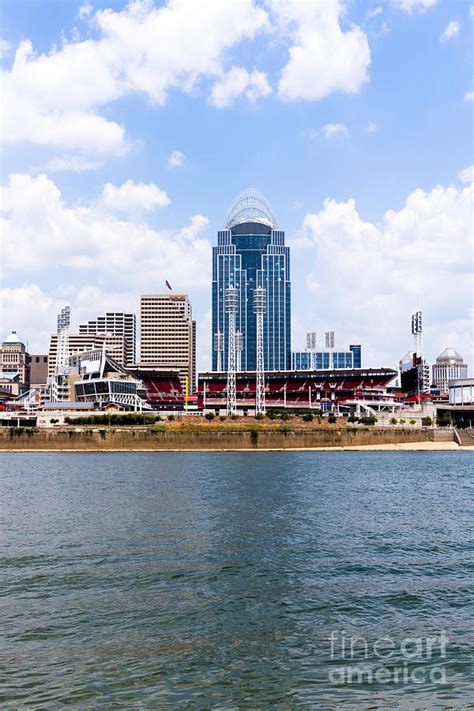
(225, 287), (238, 416)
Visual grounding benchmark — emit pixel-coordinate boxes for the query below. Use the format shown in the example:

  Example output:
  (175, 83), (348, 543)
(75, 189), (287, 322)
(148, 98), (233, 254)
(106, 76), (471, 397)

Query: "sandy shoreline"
(1, 442), (472, 453)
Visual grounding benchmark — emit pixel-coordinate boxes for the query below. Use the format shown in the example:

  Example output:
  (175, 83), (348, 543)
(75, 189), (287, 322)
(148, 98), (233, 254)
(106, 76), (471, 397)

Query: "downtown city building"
(140, 293), (196, 393)
(212, 189), (291, 373)
(79, 312), (137, 366)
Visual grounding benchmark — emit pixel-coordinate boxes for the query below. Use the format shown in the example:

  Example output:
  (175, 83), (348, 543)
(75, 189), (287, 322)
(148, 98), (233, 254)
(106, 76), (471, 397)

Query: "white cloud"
(0, 39), (12, 58)
(78, 2), (93, 20)
(470, 5), (474, 18)
(1, 172), (211, 290)
(322, 123), (348, 140)
(167, 150), (185, 169)
(43, 155), (104, 172)
(394, 0), (437, 13)
(210, 66), (271, 108)
(274, 0), (371, 102)
(440, 20), (460, 42)
(367, 6), (384, 19)
(299, 181), (473, 365)
(464, 91), (474, 101)
(458, 164), (474, 184)
(100, 179), (170, 213)
(0, 284), (64, 353)
(367, 121), (377, 132)
(2, 0), (268, 155)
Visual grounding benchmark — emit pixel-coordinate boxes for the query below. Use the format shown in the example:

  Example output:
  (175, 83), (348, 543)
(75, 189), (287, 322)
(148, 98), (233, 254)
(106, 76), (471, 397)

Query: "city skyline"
(1, 0), (473, 372)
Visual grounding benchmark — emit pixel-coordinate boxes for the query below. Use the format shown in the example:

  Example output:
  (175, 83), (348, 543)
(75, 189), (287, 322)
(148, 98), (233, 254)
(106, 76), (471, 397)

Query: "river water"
(1, 451), (473, 709)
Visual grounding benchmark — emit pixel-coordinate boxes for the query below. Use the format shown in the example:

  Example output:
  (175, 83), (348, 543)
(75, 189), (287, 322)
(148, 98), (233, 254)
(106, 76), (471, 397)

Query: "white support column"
(214, 331), (224, 372)
(235, 331), (243, 373)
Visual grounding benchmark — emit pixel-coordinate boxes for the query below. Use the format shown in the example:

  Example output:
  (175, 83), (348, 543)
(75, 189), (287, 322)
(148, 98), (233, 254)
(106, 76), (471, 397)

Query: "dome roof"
(436, 347), (463, 363)
(224, 188), (277, 230)
(3, 330), (23, 345)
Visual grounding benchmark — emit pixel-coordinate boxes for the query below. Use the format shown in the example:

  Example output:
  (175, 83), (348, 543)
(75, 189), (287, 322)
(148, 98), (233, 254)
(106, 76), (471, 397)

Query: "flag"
(165, 280), (172, 291)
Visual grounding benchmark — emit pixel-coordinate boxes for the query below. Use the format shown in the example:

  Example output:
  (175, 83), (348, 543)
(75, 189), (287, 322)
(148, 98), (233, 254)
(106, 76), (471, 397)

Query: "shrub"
(50, 418), (59, 424)
(347, 415), (358, 423)
(167, 415), (175, 422)
(231, 414), (238, 421)
(267, 410), (276, 420)
(422, 416), (432, 427)
(255, 413), (265, 421)
(205, 412), (215, 421)
(399, 418), (406, 425)
(436, 412), (451, 428)
(302, 413), (313, 422)
(390, 417), (398, 425)
(409, 419), (417, 426)
(359, 416), (377, 425)
(154, 415), (162, 422)
(328, 414), (337, 424)
(280, 412), (290, 421)
(219, 416), (226, 422)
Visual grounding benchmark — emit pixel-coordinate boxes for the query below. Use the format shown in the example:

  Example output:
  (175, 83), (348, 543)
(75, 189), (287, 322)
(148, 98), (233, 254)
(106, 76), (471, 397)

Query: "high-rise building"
(432, 347), (468, 392)
(78, 312), (136, 366)
(140, 294), (196, 391)
(0, 331), (30, 394)
(212, 189), (291, 372)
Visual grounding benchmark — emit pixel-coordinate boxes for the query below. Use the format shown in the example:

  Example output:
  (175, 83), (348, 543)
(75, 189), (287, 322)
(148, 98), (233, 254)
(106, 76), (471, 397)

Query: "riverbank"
(0, 425), (460, 451)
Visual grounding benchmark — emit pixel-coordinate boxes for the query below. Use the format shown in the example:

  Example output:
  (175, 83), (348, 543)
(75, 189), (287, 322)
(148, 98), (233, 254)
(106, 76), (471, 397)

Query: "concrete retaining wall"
(0, 426), (436, 451)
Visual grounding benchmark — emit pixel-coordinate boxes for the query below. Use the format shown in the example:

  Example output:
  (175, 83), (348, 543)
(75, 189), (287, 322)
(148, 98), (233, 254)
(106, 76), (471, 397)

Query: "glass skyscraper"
(212, 189), (291, 372)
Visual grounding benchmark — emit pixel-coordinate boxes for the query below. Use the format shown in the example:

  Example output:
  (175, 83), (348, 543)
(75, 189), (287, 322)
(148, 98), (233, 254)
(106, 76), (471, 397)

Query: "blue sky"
(1, 0), (473, 371)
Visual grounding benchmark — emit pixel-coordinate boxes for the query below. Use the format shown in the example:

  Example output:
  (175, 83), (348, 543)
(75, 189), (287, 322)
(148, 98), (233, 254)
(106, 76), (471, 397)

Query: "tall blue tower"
(212, 189), (291, 372)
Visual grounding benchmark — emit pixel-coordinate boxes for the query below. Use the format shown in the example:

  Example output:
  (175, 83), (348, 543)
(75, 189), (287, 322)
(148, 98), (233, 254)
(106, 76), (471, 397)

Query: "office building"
(432, 347), (468, 392)
(212, 189), (291, 372)
(78, 312), (136, 366)
(30, 355), (49, 388)
(0, 331), (30, 393)
(140, 293), (196, 391)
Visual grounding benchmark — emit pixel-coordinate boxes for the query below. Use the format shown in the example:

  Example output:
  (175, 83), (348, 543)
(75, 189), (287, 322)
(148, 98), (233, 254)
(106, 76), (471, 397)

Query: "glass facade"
(292, 345), (362, 371)
(212, 219), (291, 372)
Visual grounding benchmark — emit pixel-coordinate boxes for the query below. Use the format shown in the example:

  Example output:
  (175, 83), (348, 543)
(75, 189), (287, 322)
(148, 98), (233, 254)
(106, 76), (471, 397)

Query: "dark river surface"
(1, 451), (473, 709)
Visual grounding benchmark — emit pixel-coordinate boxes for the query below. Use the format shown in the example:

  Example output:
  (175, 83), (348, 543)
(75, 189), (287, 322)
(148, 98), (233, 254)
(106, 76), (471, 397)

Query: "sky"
(1, 0), (473, 372)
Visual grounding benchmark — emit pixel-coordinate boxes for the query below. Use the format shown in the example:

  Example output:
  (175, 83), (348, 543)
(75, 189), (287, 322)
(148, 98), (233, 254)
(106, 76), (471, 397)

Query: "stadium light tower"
(411, 309), (430, 394)
(235, 331), (244, 373)
(325, 330), (335, 369)
(306, 331), (317, 370)
(254, 286), (266, 415)
(214, 331), (224, 372)
(411, 310), (423, 358)
(225, 287), (238, 415)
